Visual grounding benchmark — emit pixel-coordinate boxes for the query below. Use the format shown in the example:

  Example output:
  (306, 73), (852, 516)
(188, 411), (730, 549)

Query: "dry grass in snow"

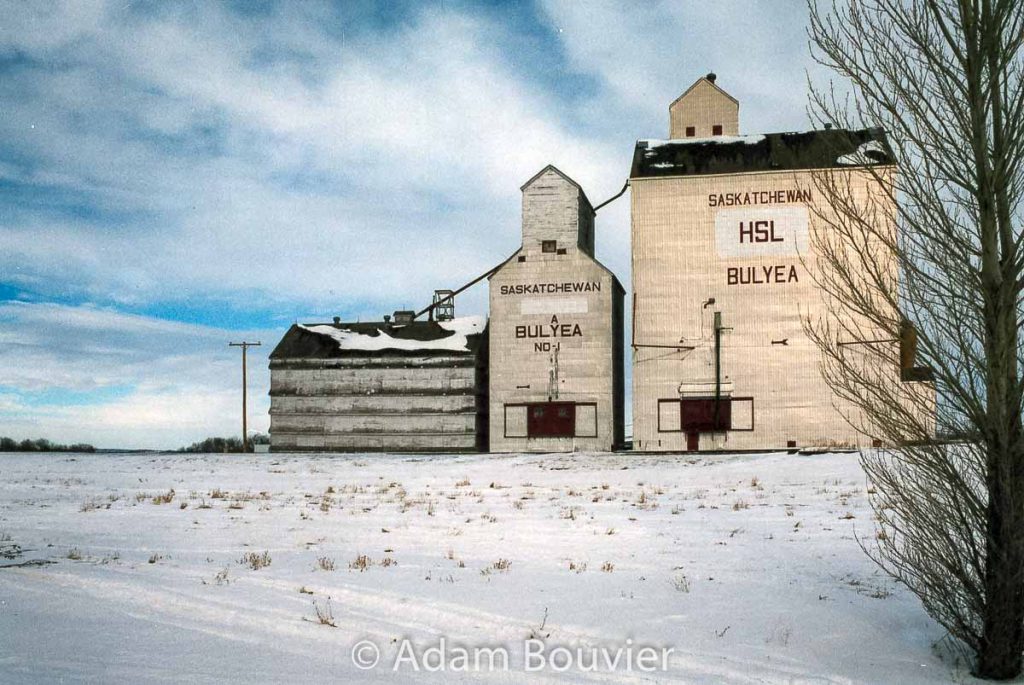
(0, 450), (977, 683)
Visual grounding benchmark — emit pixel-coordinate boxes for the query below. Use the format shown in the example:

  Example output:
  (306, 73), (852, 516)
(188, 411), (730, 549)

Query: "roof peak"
(519, 164), (593, 211)
(669, 74), (739, 110)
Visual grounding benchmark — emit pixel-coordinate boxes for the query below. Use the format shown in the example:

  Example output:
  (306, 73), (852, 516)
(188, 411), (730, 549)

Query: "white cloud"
(538, 0), (818, 135)
(0, 1), (823, 447)
(0, 301), (270, 448)
(0, 2), (626, 312)
(0, 390), (247, 451)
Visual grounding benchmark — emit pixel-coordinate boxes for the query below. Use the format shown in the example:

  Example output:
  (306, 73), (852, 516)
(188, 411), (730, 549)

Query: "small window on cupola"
(542, 240), (557, 253)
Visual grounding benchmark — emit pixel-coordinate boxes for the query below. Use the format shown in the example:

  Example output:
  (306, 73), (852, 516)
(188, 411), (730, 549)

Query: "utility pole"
(228, 341), (261, 452)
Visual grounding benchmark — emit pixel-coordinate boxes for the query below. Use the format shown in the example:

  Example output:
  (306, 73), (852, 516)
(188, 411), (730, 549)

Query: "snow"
(836, 140), (888, 166)
(0, 451), (973, 683)
(643, 135), (766, 149)
(301, 315), (485, 353)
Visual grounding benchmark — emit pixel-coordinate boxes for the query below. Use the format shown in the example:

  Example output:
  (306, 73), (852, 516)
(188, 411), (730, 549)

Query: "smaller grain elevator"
(488, 165), (625, 452)
(268, 313), (488, 452)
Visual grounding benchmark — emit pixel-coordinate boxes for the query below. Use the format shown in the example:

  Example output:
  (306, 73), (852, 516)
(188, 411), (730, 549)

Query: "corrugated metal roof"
(631, 127), (893, 178)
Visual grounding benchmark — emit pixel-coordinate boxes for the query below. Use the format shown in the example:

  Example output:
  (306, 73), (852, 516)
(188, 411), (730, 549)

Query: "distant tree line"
(0, 437), (96, 453)
(178, 434), (268, 453)
(179, 437), (245, 453)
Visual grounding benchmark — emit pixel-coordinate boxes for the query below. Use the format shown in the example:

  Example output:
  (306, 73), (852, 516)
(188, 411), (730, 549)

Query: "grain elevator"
(488, 165), (625, 452)
(629, 73), (927, 451)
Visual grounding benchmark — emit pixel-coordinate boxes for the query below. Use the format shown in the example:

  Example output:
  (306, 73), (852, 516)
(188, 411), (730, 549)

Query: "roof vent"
(383, 314), (391, 323)
(706, 72), (717, 84)
(393, 310), (415, 325)
(333, 316), (341, 325)
(824, 122), (833, 130)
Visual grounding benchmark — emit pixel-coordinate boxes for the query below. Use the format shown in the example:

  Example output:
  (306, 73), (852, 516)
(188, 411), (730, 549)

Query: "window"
(685, 126), (696, 137)
(712, 124), (723, 136)
(541, 240), (557, 253)
(526, 402), (575, 437)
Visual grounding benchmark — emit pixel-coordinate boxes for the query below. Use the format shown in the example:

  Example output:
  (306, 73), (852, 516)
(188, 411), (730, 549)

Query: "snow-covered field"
(0, 451), (973, 683)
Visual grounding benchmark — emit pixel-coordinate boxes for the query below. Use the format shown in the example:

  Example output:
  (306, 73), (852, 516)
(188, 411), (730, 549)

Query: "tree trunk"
(976, 0), (1024, 674)
(807, 0), (1024, 676)
(978, 446), (1024, 678)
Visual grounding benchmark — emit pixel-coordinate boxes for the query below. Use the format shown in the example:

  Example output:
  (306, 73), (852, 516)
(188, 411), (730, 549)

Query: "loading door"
(680, 398), (732, 432)
(527, 402), (576, 438)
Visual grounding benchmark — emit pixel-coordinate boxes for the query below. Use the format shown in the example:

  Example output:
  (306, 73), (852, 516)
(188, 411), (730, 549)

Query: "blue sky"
(0, 0), (818, 448)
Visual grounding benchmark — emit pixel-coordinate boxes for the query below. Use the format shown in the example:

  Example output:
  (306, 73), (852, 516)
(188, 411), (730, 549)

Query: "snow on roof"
(836, 140), (888, 166)
(642, 134), (766, 150)
(300, 315), (486, 353)
(632, 128), (892, 179)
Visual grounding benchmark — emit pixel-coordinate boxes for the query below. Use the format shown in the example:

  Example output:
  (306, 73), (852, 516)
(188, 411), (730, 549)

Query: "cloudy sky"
(0, 0), (819, 449)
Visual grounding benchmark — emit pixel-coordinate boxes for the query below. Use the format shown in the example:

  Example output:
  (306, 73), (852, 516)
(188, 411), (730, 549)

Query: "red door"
(527, 402), (576, 437)
(681, 398), (732, 431)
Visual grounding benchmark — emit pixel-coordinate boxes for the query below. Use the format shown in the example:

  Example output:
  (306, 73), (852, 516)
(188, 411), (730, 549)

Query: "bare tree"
(805, 0), (1024, 678)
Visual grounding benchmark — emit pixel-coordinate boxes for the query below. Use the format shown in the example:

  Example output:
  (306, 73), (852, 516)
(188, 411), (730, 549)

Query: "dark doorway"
(527, 402), (575, 438)
(686, 432), (699, 451)
(680, 398), (732, 431)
